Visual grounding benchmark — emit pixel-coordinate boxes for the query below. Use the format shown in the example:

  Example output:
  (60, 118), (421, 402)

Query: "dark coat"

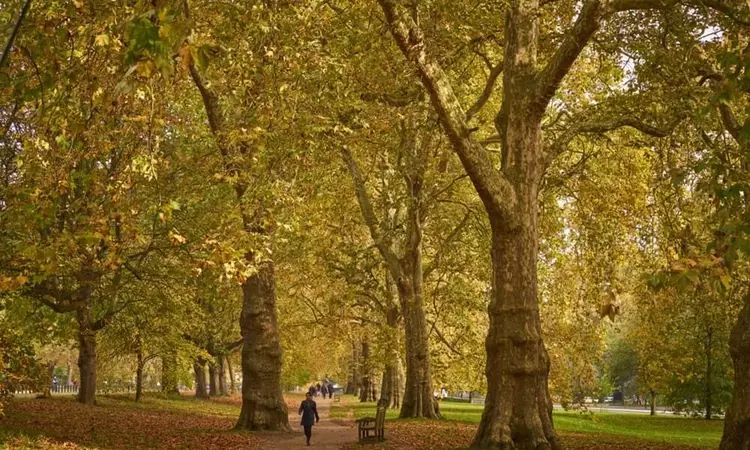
(299, 399), (319, 427)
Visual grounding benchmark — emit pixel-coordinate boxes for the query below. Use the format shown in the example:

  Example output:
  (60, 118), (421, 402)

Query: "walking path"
(259, 397), (357, 449)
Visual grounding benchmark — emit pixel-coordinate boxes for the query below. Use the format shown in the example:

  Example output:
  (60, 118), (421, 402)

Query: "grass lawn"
(332, 396), (723, 449)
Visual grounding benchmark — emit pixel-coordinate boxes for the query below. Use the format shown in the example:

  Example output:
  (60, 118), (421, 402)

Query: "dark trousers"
(304, 425), (312, 442)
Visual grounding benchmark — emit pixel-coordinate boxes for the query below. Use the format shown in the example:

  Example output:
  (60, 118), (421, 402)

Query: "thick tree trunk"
(227, 356), (236, 394)
(76, 307), (97, 405)
(235, 260), (290, 431)
(161, 352), (180, 395)
(719, 295), (750, 450)
(650, 389), (656, 416)
(399, 284), (438, 418)
(194, 358), (208, 398)
(471, 99), (559, 447)
(218, 355), (228, 396)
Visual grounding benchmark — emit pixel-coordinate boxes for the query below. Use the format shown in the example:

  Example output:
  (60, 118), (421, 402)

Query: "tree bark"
(360, 341), (376, 402)
(136, 347), (144, 402)
(208, 361), (219, 397)
(379, 305), (401, 409)
(235, 260), (290, 431)
(194, 358), (208, 399)
(346, 340), (360, 396)
(218, 355), (228, 396)
(227, 356), (236, 395)
(719, 294), (750, 450)
(76, 306), (97, 405)
(705, 326), (713, 420)
(650, 389), (656, 416)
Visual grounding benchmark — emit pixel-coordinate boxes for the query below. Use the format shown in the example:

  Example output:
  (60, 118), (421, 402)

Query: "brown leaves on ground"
(1, 397), (263, 450)
(341, 421), (710, 450)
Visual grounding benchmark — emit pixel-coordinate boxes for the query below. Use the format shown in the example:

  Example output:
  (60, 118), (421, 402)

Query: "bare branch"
(424, 210), (472, 279)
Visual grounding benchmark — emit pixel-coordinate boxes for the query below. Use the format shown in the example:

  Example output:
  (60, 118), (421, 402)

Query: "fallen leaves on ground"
(340, 421), (712, 450)
(0, 396), (263, 450)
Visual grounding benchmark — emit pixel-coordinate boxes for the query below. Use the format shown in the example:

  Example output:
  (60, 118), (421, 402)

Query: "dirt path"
(259, 397), (357, 449)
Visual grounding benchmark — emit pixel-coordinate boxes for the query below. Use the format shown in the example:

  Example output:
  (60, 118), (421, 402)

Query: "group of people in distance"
(307, 380), (335, 399)
(299, 380), (336, 446)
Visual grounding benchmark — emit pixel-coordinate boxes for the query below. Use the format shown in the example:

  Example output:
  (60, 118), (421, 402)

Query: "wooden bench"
(357, 405), (386, 443)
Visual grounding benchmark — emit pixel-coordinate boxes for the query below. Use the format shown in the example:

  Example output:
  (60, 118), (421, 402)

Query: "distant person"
(52, 376), (58, 393)
(316, 382), (321, 397)
(308, 385), (316, 398)
(298, 392), (319, 446)
(327, 382), (334, 399)
(321, 384), (328, 399)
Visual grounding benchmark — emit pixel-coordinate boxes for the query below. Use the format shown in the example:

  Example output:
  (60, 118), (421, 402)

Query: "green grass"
(330, 397), (724, 448)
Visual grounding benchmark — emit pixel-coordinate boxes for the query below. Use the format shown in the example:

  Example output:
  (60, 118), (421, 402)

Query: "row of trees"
(1, 0), (748, 449)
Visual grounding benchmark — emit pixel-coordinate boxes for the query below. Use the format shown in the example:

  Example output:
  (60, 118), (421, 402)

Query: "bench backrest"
(375, 406), (386, 430)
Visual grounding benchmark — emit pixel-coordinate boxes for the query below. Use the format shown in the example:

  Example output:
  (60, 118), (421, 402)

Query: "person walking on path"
(321, 384), (328, 399)
(327, 382), (334, 400)
(299, 392), (320, 446)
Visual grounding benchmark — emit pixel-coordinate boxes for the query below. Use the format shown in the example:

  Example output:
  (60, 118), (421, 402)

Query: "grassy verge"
(331, 398), (723, 449)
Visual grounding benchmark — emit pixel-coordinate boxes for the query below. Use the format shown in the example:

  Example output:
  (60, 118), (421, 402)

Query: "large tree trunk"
(194, 358), (208, 399)
(235, 260), (290, 431)
(161, 352), (180, 395)
(398, 283), (438, 418)
(218, 355), (228, 396)
(472, 116), (559, 447)
(76, 307), (97, 405)
(719, 295), (750, 450)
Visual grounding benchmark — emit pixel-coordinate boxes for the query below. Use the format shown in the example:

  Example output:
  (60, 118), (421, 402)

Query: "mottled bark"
(719, 295), (750, 450)
(194, 358), (208, 399)
(76, 307), (97, 405)
(235, 260), (290, 431)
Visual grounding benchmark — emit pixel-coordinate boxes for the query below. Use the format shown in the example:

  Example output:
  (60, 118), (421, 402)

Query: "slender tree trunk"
(136, 348), (144, 402)
(235, 260), (290, 431)
(705, 326), (713, 420)
(379, 305), (401, 409)
(650, 389), (656, 416)
(76, 306), (97, 405)
(227, 356), (236, 395)
(218, 355), (228, 396)
(161, 352), (180, 395)
(719, 295), (750, 450)
(194, 358), (208, 399)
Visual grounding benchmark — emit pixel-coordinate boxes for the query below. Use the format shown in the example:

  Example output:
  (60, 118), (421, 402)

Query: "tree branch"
(377, 0), (517, 222)
(465, 63), (504, 122)
(424, 210), (472, 279)
(340, 145), (401, 275)
(534, 0), (604, 113)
